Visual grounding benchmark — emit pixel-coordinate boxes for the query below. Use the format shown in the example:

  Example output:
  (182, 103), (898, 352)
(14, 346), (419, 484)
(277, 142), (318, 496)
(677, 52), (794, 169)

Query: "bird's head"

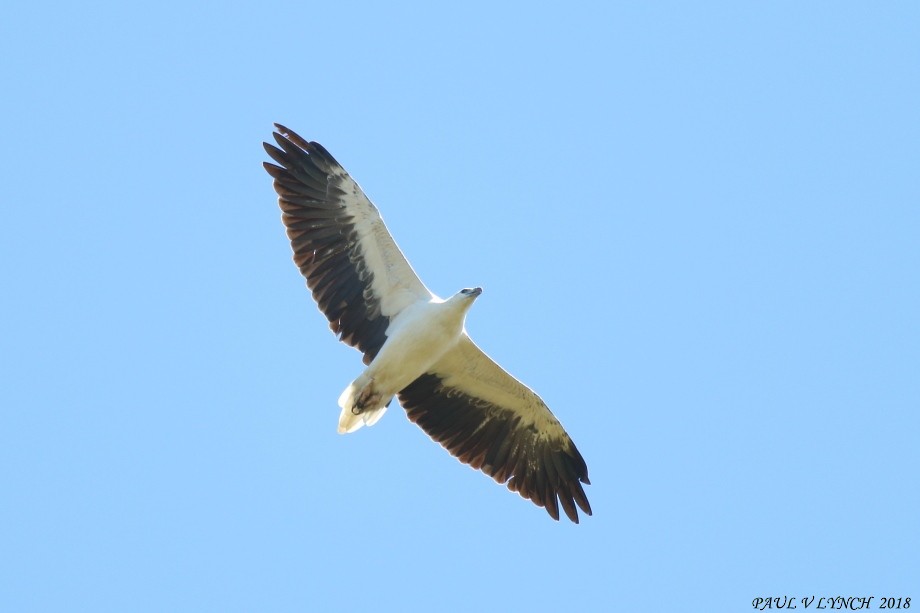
(447, 287), (482, 312)
(459, 287), (483, 300)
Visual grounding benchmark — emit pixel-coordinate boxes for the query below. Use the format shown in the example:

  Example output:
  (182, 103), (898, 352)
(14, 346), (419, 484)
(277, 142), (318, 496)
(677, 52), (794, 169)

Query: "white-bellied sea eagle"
(263, 125), (592, 522)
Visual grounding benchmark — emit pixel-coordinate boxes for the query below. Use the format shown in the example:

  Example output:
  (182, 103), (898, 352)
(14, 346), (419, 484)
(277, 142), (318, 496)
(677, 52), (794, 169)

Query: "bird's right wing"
(263, 125), (433, 364)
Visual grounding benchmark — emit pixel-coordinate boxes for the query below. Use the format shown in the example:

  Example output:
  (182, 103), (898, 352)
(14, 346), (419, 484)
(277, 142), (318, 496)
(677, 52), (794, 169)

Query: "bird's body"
(263, 125), (592, 522)
(337, 289), (480, 434)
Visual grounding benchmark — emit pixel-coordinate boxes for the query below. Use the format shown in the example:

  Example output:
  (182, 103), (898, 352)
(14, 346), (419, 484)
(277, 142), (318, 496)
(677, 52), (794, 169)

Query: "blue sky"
(2, 2), (918, 611)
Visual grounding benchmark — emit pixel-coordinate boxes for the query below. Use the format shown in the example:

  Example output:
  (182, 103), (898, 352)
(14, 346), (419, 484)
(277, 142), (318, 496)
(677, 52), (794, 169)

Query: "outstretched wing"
(263, 125), (433, 364)
(398, 336), (592, 523)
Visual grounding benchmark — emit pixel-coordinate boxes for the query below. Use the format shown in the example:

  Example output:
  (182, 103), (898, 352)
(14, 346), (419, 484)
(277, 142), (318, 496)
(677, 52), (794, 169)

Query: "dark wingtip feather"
(544, 486), (560, 521)
(263, 124), (390, 363)
(559, 492), (579, 523)
(573, 486), (593, 517)
(273, 124), (321, 158)
(272, 122), (297, 141)
(399, 375), (592, 524)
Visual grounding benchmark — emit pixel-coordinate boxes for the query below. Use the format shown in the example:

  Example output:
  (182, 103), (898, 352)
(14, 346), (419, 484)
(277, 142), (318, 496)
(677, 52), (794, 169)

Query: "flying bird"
(263, 125), (592, 522)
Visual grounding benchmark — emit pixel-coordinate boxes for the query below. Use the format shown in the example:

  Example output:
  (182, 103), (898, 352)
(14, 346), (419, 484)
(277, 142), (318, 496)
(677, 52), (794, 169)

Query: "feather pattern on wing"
(263, 124), (431, 363)
(399, 336), (592, 522)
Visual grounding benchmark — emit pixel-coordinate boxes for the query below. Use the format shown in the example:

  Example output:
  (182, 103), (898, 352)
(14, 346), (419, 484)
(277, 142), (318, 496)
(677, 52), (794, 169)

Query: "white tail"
(336, 376), (389, 434)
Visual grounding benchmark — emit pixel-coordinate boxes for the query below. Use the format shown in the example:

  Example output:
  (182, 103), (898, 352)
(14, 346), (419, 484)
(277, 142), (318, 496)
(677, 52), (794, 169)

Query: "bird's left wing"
(263, 125), (433, 364)
(398, 336), (592, 522)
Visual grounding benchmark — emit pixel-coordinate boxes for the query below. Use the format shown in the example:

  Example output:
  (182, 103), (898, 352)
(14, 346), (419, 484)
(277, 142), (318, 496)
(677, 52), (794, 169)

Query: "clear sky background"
(2, 2), (918, 611)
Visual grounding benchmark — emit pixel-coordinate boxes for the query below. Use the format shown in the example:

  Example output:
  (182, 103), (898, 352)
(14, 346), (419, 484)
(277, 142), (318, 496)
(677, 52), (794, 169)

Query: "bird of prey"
(263, 125), (592, 522)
